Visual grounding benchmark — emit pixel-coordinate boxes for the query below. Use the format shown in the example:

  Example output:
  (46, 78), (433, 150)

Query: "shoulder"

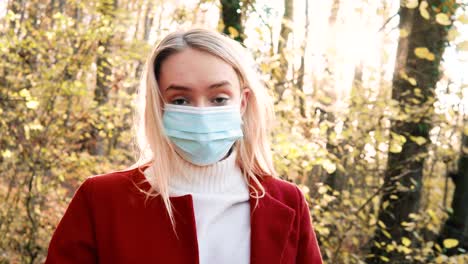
(78, 165), (150, 199)
(260, 176), (305, 210)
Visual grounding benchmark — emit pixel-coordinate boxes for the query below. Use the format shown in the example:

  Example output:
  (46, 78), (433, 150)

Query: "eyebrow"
(165, 81), (232, 91)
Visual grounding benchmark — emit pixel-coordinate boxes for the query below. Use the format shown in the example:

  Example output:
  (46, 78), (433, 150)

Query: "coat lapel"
(249, 176), (296, 264)
(135, 165), (296, 263)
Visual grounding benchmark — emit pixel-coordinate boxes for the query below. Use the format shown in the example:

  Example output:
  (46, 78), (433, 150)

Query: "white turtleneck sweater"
(144, 150), (251, 264)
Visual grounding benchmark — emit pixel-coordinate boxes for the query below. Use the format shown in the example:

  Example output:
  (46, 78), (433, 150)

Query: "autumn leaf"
(414, 47), (429, 58)
(435, 13), (451, 26)
(19, 88), (31, 98)
(443, 238), (459, 249)
(458, 14), (468, 24)
(408, 77), (417, 86)
(380, 256), (390, 262)
(405, 0), (419, 9)
(227, 26), (239, 38)
(414, 47), (435, 61)
(378, 220), (387, 229)
(419, 1), (430, 20)
(409, 136), (427, 145)
(382, 230), (392, 239)
(400, 29), (409, 38)
(457, 41), (468, 52)
(447, 28), (459, 41)
(26, 100), (39, 109)
(318, 185), (328, 194)
(322, 159), (337, 174)
(402, 237), (411, 247)
(1, 149), (12, 159)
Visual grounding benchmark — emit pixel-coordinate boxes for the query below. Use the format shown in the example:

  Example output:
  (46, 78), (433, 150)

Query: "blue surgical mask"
(162, 104), (243, 166)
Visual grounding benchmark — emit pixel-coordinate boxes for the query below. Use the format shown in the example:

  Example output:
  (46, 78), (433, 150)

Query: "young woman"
(45, 28), (323, 264)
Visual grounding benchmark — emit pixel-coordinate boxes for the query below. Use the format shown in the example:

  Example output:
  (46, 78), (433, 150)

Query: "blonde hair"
(131, 28), (276, 232)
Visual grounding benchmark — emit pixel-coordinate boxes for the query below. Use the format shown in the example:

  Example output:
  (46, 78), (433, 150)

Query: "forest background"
(1, 0), (468, 263)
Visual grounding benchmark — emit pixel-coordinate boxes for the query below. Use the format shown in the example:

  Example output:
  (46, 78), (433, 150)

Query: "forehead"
(158, 48), (240, 90)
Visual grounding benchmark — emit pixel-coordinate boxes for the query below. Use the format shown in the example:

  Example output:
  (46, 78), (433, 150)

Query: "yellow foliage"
(318, 185), (328, 195)
(227, 26), (239, 39)
(402, 237), (411, 247)
(26, 100), (39, 109)
(322, 159), (337, 174)
(382, 230), (392, 239)
(400, 29), (409, 38)
(19, 88), (31, 98)
(378, 220), (387, 229)
(409, 136), (427, 146)
(457, 41), (468, 52)
(435, 255), (447, 264)
(408, 77), (417, 86)
(447, 28), (459, 41)
(419, 1), (430, 20)
(380, 255), (390, 262)
(442, 238), (459, 249)
(1, 149), (12, 159)
(435, 13), (452, 26)
(414, 47), (435, 61)
(458, 14), (468, 24)
(405, 0), (419, 9)
(398, 245), (412, 254)
(386, 244), (395, 252)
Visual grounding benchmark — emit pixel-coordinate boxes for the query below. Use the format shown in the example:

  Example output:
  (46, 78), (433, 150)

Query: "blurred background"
(1, 0), (467, 263)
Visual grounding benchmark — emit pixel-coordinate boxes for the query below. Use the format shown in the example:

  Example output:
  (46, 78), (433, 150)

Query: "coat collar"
(135, 164), (296, 264)
(247, 175), (296, 264)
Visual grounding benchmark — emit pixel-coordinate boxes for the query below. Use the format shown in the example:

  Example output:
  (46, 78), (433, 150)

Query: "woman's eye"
(212, 97), (229, 105)
(171, 98), (189, 105)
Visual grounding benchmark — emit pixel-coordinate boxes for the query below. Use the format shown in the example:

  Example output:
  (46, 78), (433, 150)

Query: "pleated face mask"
(162, 104), (244, 166)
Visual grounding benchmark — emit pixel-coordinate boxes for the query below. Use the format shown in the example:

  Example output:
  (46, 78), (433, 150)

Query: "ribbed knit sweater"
(144, 150), (250, 264)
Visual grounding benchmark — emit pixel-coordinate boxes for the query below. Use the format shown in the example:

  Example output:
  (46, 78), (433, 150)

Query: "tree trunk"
(368, 1), (457, 262)
(90, 0), (117, 155)
(296, 0), (309, 119)
(134, 0), (154, 79)
(436, 124), (468, 256)
(273, 0), (293, 102)
(219, 0), (244, 43)
(322, 0), (344, 193)
(328, 0), (340, 25)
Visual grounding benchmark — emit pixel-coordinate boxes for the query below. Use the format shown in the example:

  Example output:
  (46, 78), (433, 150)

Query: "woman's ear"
(240, 88), (250, 115)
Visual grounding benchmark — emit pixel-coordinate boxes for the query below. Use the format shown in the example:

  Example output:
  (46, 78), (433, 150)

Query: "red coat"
(45, 164), (323, 264)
